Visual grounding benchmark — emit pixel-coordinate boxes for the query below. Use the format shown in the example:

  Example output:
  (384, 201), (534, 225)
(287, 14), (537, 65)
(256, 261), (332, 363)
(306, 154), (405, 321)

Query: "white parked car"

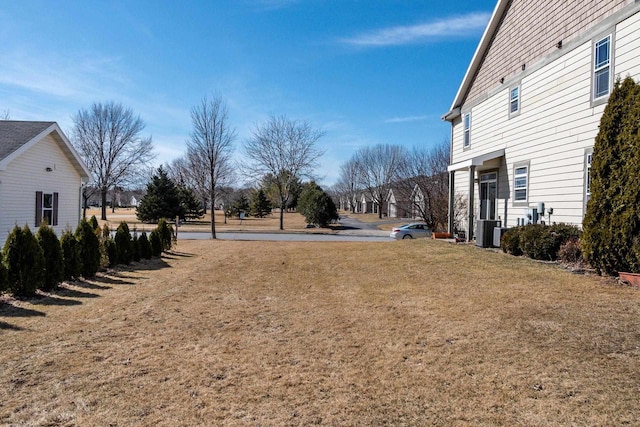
(390, 223), (431, 239)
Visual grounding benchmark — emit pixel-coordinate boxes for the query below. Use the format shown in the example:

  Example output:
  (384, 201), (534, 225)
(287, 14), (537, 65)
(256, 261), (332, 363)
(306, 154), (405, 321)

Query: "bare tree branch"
(72, 102), (155, 220)
(187, 95), (236, 238)
(243, 115), (325, 230)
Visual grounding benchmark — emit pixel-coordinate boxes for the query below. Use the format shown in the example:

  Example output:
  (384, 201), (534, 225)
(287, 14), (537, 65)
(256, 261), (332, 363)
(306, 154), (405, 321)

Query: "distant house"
(386, 185), (412, 218)
(0, 121), (91, 243)
(443, 0), (640, 240)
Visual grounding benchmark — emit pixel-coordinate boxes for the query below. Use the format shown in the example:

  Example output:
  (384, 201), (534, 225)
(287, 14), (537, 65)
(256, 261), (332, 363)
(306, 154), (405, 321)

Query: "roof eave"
(448, 0), (510, 112)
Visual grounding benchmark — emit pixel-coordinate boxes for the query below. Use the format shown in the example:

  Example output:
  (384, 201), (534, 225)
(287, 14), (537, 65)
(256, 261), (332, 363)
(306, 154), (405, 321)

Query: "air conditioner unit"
(476, 219), (501, 248)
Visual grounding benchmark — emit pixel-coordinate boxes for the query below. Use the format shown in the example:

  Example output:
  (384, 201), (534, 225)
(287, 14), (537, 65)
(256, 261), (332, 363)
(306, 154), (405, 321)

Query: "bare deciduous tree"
(72, 102), (155, 220)
(244, 115), (325, 230)
(397, 139), (450, 230)
(354, 144), (407, 219)
(187, 95), (236, 239)
(1, 110), (10, 120)
(334, 158), (360, 213)
(166, 156), (210, 214)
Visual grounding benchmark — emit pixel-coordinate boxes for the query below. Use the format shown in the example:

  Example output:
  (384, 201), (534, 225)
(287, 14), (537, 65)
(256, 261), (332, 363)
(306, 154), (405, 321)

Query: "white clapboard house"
(443, 0), (640, 242)
(0, 121), (91, 244)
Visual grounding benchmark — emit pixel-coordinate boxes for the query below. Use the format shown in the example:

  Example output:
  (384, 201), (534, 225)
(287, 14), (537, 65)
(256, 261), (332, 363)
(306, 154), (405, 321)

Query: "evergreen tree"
(89, 215), (100, 230)
(298, 181), (339, 227)
(250, 188), (272, 218)
(179, 185), (205, 220)
(149, 230), (163, 257)
(139, 231), (152, 259)
(60, 230), (82, 280)
(75, 219), (101, 277)
(137, 167), (185, 222)
(228, 192), (250, 218)
(115, 222), (133, 264)
(3, 225), (45, 296)
(582, 77), (640, 275)
(36, 223), (64, 291)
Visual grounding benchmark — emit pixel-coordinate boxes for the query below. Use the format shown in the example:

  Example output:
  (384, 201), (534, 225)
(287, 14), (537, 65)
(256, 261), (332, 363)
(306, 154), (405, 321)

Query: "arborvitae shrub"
(582, 77), (640, 275)
(3, 225), (45, 297)
(149, 230), (163, 257)
(75, 219), (101, 278)
(89, 215), (99, 230)
(139, 231), (152, 259)
(156, 218), (173, 251)
(115, 222), (132, 265)
(500, 226), (523, 256)
(36, 223), (64, 291)
(0, 260), (6, 293)
(105, 239), (118, 267)
(60, 230), (81, 280)
(132, 233), (141, 262)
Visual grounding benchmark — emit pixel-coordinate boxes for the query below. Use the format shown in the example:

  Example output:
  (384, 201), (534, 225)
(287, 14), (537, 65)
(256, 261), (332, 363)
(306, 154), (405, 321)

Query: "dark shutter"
(53, 192), (59, 226)
(35, 191), (43, 226)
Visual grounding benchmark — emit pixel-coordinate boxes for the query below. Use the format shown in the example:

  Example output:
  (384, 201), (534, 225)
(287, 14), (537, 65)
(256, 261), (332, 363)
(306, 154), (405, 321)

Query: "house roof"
(442, 0), (509, 121)
(0, 120), (92, 180)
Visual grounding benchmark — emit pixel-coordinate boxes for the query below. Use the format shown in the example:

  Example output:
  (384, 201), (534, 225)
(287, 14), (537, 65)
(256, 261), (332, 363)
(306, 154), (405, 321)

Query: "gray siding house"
(443, 0), (640, 241)
(0, 121), (91, 244)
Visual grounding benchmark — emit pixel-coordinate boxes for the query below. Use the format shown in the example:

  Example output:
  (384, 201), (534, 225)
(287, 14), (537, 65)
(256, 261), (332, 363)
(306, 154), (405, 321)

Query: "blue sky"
(0, 0), (495, 186)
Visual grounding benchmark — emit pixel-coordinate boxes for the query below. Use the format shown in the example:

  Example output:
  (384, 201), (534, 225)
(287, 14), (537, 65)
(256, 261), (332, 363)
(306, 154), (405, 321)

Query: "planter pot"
(618, 272), (640, 287)
(432, 232), (452, 239)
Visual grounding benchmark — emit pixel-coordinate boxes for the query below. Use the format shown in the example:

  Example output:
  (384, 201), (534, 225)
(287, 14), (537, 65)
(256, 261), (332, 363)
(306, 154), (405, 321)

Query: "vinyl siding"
(450, 7), (640, 230)
(0, 134), (82, 244)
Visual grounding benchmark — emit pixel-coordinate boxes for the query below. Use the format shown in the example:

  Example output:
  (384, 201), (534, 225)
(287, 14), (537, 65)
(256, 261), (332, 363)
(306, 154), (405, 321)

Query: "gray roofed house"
(0, 120), (91, 244)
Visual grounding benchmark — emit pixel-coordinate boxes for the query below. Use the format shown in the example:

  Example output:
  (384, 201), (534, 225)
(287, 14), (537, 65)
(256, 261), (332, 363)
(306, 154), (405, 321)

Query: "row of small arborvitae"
(0, 217), (174, 298)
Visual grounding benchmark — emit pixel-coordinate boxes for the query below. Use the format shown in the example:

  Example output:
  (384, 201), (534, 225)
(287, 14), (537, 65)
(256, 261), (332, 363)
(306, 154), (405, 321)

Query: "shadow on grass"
(91, 275), (136, 286)
(0, 302), (45, 318)
(0, 320), (24, 331)
(327, 225), (360, 231)
(54, 288), (100, 299)
(30, 295), (82, 306)
(70, 280), (112, 291)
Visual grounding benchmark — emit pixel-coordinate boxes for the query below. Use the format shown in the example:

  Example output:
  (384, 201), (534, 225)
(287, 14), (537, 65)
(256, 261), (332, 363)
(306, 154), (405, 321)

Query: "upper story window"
(514, 165), (528, 203)
(593, 35), (611, 100)
(510, 86), (520, 115)
(463, 112), (471, 148)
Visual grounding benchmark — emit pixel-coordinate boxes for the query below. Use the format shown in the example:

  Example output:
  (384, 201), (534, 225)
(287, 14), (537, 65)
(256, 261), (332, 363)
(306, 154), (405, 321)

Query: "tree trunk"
(82, 192), (89, 219)
(210, 189), (217, 239)
(101, 188), (108, 220)
(279, 199), (285, 230)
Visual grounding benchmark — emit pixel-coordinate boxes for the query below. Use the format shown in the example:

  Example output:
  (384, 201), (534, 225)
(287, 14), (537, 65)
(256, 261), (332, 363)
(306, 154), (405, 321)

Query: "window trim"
(512, 162), (529, 206)
(591, 33), (614, 106)
(463, 112), (471, 149)
(584, 148), (593, 216)
(35, 191), (58, 226)
(509, 85), (521, 118)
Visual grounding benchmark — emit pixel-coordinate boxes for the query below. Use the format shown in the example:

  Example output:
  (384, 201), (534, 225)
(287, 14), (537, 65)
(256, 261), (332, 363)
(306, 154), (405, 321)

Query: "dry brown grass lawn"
(88, 208), (310, 233)
(1, 239), (639, 426)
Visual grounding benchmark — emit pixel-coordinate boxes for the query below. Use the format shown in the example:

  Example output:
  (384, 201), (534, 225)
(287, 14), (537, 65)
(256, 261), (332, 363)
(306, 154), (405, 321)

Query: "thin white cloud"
(342, 12), (491, 47)
(384, 115), (430, 124)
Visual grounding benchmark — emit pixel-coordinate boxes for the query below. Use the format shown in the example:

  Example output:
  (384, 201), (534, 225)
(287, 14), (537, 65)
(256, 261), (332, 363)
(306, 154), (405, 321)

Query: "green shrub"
(516, 223), (582, 261)
(582, 77), (640, 275)
(104, 238), (118, 267)
(115, 222), (132, 265)
(149, 229), (163, 257)
(139, 231), (152, 259)
(89, 215), (99, 230)
(500, 226), (523, 256)
(36, 223), (64, 291)
(60, 230), (81, 280)
(0, 261), (7, 293)
(156, 218), (174, 251)
(75, 219), (101, 278)
(3, 225), (45, 297)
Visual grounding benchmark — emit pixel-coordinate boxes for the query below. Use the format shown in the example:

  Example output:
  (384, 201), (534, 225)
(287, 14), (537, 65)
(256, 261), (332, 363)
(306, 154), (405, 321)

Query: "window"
(510, 86), (520, 115)
(514, 165), (528, 202)
(35, 191), (58, 226)
(593, 35), (611, 100)
(463, 113), (471, 148)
